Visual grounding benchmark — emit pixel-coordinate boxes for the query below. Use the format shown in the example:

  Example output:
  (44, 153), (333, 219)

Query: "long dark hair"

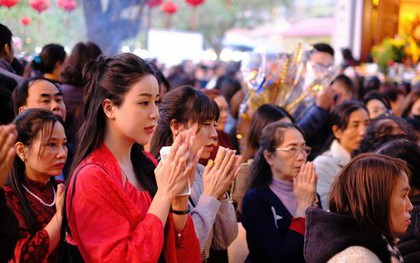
(69, 53), (158, 195)
(242, 104), (294, 161)
(149, 85), (219, 159)
(250, 122), (303, 189)
(11, 109), (60, 233)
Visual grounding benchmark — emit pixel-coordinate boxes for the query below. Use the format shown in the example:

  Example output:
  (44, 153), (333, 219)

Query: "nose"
(210, 125), (218, 140)
(407, 198), (414, 213)
(150, 103), (159, 120)
(57, 145), (68, 159)
(296, 149), (307, 161)
(50, 100), (59, 112)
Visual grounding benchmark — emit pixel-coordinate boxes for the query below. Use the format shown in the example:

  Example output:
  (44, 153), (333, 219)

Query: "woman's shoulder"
(327, 246), (382, 263)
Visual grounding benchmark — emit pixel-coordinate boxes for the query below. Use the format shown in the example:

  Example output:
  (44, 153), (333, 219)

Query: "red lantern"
(56, 0), (77, 13)
(20, 16), (32, 26)
(0, 0), (19, 8)
(29, 0), (51, 13)
(162, 1), (178, 15)
(185, 0), (204, 7)
(147, 0), (162, 8)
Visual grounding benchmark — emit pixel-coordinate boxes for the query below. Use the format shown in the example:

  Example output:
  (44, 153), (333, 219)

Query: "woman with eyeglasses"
(314, 100), (369, 210)
(242, 122), (318, 263)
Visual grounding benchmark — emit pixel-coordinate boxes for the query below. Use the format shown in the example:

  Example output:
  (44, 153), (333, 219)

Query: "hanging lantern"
(185, 0), (204, 30)
(56, 0), (77, 13)
(162, 1), (178, 29)
(20, 16), (32, 26)
(147, 0), (162, 8)
(0, 0), (19, 8)
(162, 1), (178, 15)
(29, 0), (51, 13)
(185, 0), (204, 7)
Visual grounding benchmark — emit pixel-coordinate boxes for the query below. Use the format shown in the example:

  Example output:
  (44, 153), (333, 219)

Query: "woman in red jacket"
(65, 53), (201, 262)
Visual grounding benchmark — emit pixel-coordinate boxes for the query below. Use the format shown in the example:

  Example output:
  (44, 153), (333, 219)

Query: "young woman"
(305, 153), (413, 263)
(314, 101), (369, 209)
(201, 89), (234, 165)
(232, 104), (293, 220)
(65, 54), (201, 262)
(150, 85), (239, 262)
(4, 109), (67, 262)
(242, 122), (318, 263)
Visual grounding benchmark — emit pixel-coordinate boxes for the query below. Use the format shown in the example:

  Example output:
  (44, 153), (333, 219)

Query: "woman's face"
(334, 109), (370, 153)
(189, 121), (218, 160)
(214, 95), (229, 132)
(25, 122), (68, 182)
(389, 173), (413, 235)
(366, 99), (387, 119)
(111, 75), (160, 146)
(265, 128), (307, 182)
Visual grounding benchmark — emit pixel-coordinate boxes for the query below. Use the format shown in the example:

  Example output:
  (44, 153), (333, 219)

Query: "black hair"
(32, 44), (66, 74)
(242, 104), (294, 161)
(376, 139), (420, 191)
(312, 43), (334, 57)
(352, 115), (417, 157)
(150, 85), (220, 159)
(12, 77), (61, 115)
(363, 91), (391, 110)
(330, 100), (368, 132)
(331, 74), (354, 96)
(250, 122), (304, 189)
(10, 109), (61, 234)
(69, 53), (158, 196)
(0, 23), (12, 54)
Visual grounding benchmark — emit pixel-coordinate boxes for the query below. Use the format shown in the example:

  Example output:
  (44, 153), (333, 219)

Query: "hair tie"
(33, 55), (42, 64)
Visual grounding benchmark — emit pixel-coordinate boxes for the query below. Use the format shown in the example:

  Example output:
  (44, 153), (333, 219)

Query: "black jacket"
(304, 208), (391, 263)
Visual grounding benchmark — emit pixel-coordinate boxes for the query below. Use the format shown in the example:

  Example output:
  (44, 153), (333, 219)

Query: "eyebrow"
(137, 93), (152, 97)
(39, 92), (62, 98)
(401, 186), (410, 192)
(48, 137), (67, 141)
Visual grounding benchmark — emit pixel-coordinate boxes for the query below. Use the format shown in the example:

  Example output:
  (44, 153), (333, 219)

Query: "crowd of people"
(1, 21), (420, 263)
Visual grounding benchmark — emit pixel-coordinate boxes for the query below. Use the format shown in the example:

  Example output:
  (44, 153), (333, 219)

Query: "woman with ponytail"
(31, 44), (66, 83)
(4, 109), (67, 262)
(65, 53), (201, 262)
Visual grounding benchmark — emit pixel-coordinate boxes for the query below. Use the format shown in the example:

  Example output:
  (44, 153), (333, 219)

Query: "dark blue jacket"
(242, 187), (305, 263)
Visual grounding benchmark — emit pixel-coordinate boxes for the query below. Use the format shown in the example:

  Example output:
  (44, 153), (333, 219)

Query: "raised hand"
(203, 147), (240, 199)
(0, 124), (17, 187)
(154, 131), (194, 199)
(293, 162), (318, 218)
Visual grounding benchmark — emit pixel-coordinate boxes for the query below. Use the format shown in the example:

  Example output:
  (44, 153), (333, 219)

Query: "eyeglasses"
(310, 62), (335, 74)
(275, 146), (311, 156)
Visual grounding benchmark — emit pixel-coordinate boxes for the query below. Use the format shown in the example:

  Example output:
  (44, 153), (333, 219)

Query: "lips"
(53, 162), (65, 169)
(144, 125), (155, 134)
(205, 144), (215, 152)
